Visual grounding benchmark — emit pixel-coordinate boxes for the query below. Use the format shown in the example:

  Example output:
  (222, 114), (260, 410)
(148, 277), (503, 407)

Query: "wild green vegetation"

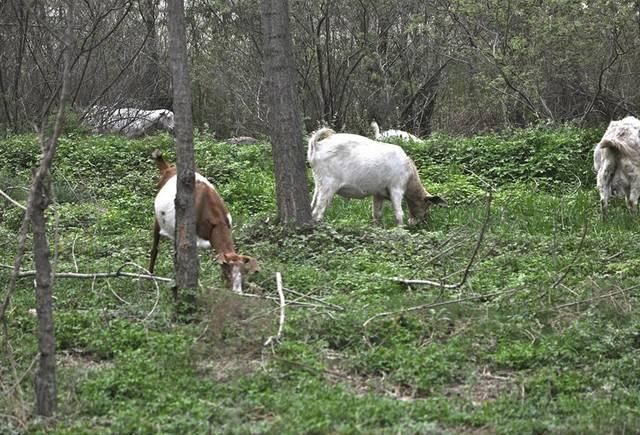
(2, 126), (640, 434)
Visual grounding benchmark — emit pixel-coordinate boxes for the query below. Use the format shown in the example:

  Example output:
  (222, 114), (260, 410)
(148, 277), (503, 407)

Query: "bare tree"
(138, 0), (164, 106)
(33, 1), (75, 416)
(261, 0), (312, 226)
(167, 0), (199, 289)
(0, 0), (75, 417)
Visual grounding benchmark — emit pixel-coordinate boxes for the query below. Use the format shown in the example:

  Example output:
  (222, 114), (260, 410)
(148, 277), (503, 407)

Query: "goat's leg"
(310, 177), (319, 210)
(149, 219), (161, 274)
(389, 188), (405, 226)
(372, 195), (384, 224)
(312, 186), (336, 222)
(597, 162), (616, 219)
(627, 185), (640, 215)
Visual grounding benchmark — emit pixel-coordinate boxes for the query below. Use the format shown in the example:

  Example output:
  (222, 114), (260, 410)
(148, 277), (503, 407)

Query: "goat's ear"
(242, 256), (260, 273)
(426, 195), (448, 207)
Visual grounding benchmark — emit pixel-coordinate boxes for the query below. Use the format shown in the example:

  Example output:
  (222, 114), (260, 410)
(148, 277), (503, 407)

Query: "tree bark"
(261, 0), (312, 227)
(32, 180), (56, 417)
(167, 0), (199, 289)
(31, 0), (75, 417)
(139, 0), (162, 106)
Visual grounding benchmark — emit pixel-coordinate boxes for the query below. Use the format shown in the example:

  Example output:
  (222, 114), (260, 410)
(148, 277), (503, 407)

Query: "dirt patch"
(57, 350), (114, 372)
(321, 350), (427, 401)
(444, 367), (518, 407)
(193, 289), (275, 382)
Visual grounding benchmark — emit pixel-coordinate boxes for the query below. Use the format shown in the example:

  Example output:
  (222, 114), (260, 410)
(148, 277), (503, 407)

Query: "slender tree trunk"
(261, 0), (312, 226)
(167, 0), (198, 289)
(31, 0), (74, 416)
(11, 2), (28, 129)
(0, 50), (12, 126)
(32, 179), (56, 416)
(140, 0), (161, 106)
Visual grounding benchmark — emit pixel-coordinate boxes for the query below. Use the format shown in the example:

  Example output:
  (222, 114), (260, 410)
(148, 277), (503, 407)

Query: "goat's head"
(216, 253), (260, 294)
(157, 110), (175, 134)
(407, 194), (448, 225)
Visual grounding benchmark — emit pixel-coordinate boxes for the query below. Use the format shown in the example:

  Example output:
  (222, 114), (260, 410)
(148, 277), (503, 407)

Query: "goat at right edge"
(594, 116), (640, 217)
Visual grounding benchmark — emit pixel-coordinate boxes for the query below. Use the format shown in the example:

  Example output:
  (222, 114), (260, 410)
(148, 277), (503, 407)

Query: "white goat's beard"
(231, 265), (243, 294)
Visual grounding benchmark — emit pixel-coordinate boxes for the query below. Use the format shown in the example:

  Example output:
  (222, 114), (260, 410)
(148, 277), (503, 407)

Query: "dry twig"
(283, 286), (344, 311)
(1, 353), (39, 398)
(391, 190), (492, 289)
(362, 288), (520, 327)
(551, 221), (588, 289)
(0, 263), (173, 283)
(0, 187), (26, 211)
(124, 263), (161, 322)
(264, 272), (286, 347)
(552, 284), (640, 310)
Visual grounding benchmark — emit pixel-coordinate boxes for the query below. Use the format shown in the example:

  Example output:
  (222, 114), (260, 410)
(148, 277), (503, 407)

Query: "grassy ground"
(1, 127), (640, 434)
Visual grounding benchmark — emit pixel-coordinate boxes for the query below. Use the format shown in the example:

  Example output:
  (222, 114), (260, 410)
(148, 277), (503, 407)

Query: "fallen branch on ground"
(283, 286), (344, 311)
(239, 292), (333, 310)
(551, 221), (588, 289)
(244, 281), (343, 311)
(0, 263), (173, 283)
(552, 283), (640, 310)
(363, 288), (520, 327)
(391, 190), (492, 289)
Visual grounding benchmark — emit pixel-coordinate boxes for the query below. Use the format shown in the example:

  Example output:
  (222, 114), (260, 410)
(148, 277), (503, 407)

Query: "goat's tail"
(370, 120), (381, 140)
(599, 138), (640, 160)
(151, 149), (170, 172)
(599, 119), (640, 161)
(307, 127), (335, 162)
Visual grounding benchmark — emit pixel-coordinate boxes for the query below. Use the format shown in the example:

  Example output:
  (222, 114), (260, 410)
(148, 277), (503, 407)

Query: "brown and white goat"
(308, 127), (446, 225)
(148, 150), (258, 293)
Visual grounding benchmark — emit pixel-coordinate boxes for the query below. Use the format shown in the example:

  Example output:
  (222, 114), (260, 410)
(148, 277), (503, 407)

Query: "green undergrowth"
(1, 126), (640, 434)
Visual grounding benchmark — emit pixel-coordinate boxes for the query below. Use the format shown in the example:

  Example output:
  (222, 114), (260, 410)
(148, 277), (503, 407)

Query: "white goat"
(308, 127), (446, 225)
(87, 106), (175, 138)
(594, 116), (640, 215)
(371, 120), (423, 143)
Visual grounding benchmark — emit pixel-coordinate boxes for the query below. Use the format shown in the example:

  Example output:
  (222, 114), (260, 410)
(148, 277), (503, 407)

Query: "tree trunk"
(167, 0), (198, 289)
(139, 0), (162, 107)
(261, 0), (312, 227)
(32, 179), (56, 417)
(31, 0), (75, 417)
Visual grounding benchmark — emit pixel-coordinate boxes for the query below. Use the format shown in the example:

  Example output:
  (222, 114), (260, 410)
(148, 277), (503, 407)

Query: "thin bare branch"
(1, 353), (38, 399)
(553, 284), (640, 311)
(0, 263), (173, 283)
(0, 187), (26, 210)
(283, 286), (344, 311)
(392, 190), (492, 290)
(264, 272), (286, 347)
(363, 288), (521, 327)
(552, 222), (588, 289)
